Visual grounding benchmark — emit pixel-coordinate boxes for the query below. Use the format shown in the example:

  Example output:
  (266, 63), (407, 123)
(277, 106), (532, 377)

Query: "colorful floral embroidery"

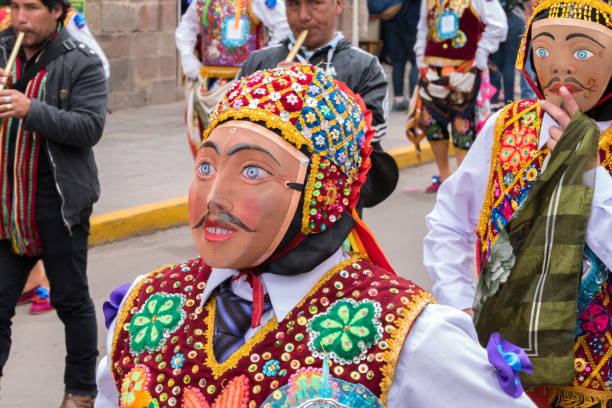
(307, 299), (383, 364)
(129, 293), (186, 355)
(453, 116), (470, 134)
(120, 365), (153, 408)
(499, 125), (538, 171)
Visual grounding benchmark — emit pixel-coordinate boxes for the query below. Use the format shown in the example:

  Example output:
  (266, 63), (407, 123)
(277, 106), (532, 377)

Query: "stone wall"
(86, 0), (184, 111)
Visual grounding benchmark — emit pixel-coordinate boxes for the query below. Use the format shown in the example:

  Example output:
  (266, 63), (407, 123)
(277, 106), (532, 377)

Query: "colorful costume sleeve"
(413, 0), (428, 66)
(470, 0), (508, 70)
(387, 304), (536, 407)
(422, 110), (501, 310)
(175, 0), (203, 80)
(250, 0), (291, 45)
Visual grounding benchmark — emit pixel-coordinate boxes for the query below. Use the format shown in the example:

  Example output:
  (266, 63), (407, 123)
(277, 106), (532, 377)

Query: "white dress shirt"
(175, 0), (291, 79)
(424, 109), (612, 310)
(414, 0), (508, 70)
(96, 248), (536, 407)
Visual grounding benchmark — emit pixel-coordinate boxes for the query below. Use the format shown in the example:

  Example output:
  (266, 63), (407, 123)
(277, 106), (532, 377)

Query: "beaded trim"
(599, 125), (612, 171)
(379, 291), (436, 405)
(476, 101), (546, 257)
(202, 256), (363, 379)
(110, 265), (173, 378)
(517, 0), (612, 70)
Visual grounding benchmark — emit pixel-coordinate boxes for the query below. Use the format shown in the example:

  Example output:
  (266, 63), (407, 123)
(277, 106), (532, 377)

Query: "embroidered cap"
(203, 64), (374, 235)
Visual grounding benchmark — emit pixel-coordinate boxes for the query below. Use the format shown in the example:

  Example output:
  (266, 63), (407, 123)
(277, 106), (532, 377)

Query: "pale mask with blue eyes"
(188, 120), (309, 270)
(531, 18), (612, 112)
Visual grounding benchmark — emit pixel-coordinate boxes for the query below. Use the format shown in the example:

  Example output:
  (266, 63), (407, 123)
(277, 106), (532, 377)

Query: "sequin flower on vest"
(203, 64), (375, 234)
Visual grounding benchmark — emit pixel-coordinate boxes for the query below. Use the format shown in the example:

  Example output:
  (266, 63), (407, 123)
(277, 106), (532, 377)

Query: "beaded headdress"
(203, 64), (374, 236)
(516, 0), (612, 70)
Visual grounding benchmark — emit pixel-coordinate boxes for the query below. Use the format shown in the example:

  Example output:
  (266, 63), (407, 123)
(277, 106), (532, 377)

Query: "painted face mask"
(188, 64), (376, 271)
(517, 0), (612, 112)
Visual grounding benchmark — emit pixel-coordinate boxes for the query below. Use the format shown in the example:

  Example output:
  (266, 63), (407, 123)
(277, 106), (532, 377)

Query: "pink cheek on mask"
(237, 197), (266, 230)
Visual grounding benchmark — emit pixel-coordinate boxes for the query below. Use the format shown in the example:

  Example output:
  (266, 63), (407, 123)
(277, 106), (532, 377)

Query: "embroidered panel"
(197, 0), (263, 67)
(476, 100), (547, 271)
(110, 257), (434, 407)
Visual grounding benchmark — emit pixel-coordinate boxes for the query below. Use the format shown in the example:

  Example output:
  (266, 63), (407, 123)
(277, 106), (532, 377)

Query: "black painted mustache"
(543, 76), (589, 90)
(192, 211), (257, 233)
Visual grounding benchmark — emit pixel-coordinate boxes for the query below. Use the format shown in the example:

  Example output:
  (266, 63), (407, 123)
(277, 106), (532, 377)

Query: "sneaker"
(60, 393), (95, 408)
(29, 287), (54, 314)
(17, 285), (39, 305)
(392, 97), (409, 112)
(425, 175), (441, 193)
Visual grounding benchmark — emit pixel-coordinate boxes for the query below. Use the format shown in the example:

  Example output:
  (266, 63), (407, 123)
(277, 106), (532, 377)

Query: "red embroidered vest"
(110, 256), (434, 408)
(197, 0), (263, 67)
(423, 0), (484, 64)
(477, 99), (612, 405)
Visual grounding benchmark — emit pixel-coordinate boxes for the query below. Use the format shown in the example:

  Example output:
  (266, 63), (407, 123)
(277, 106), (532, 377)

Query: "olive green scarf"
(473, 112), (601, 386)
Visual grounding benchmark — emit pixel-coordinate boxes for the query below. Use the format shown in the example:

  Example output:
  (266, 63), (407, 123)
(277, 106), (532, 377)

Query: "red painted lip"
(548, 83), (582, 95)
(203, 219), (237, 242)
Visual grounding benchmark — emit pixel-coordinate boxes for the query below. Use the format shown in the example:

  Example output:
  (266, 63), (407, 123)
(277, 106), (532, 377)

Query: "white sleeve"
(251, 0), (291, 45)
(471, 0), (508, 66)
(175, 0), (203, 80)
(64, 16), (110, 79)
(94, 275), (147, 408)
(423, 110), (501, 310)
(414, 0), (428, 66)
(586, 166), (612, 270)
(387, 304), (536, 408)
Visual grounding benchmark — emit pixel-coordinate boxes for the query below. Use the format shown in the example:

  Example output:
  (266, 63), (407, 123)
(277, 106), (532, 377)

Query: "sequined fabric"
(110, 257), (434, 407)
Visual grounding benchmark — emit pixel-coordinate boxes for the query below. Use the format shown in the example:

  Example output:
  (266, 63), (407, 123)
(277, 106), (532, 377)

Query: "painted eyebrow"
(200, 140), (221, 155)
(533, 32), (555, 41)
(226, 143), (281, 166)
(566, 33), (605, 48)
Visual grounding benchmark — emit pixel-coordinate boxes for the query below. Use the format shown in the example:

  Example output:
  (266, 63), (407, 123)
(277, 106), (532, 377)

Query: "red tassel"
(234, 268), (265, 328)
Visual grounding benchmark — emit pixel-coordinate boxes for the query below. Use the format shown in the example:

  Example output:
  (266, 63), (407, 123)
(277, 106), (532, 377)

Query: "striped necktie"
(213, 279), (272, 363)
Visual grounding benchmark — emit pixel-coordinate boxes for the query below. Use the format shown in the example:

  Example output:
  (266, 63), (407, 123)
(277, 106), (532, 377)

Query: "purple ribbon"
(102, 283), (131, 329)
(486, 332), (533, 398)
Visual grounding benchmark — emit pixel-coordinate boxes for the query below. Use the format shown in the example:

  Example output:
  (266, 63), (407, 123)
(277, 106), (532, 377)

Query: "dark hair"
(40, 0), (70, 23)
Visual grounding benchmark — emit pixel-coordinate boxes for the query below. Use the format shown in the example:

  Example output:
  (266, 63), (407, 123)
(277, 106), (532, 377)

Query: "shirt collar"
(538, 113), (612, 149)
(199, 247), (349, 322)
(288, 31), (343, 60)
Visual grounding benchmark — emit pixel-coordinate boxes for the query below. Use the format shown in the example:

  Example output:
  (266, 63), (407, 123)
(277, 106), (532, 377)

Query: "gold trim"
(600, 125), (612, 171)
(423, 56), (471, 67)
(379, 291), (436, 405)
(544, 386), (612, 408)
(301, 154), (321, 233)
(110, 265), (173, 378)
(476, 101), (546, 255)
(202, 256), (363, 379)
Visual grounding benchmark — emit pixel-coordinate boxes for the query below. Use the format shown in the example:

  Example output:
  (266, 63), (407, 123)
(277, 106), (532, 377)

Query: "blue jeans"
(383, 23), (418, 97)
(491, 13), (525, 103)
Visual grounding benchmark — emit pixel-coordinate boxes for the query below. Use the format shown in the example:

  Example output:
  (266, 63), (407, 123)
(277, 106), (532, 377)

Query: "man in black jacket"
(238, 0), (398, 210)
(0, 0), (107, 405)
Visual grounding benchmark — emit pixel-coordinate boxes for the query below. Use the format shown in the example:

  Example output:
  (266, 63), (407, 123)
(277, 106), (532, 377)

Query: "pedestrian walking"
(0, 0), (107, 405)
(414, 0), (507, 192)
(237, 0), (399, 211)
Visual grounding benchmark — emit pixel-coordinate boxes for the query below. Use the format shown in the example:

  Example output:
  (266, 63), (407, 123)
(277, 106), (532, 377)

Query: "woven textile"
(0, 55), (48, 256)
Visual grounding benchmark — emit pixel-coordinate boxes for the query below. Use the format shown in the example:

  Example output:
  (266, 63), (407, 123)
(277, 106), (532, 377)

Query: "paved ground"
(1, 63), (467, 406)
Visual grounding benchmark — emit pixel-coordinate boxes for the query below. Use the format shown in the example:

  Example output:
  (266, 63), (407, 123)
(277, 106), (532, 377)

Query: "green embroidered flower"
(307, 299), (383, 364)
(129, 293), (186, 355)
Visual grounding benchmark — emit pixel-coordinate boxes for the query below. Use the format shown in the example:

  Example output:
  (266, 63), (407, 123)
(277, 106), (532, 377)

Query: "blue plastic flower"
(171, 352), (185, 369)
(263, 359), (280, 376)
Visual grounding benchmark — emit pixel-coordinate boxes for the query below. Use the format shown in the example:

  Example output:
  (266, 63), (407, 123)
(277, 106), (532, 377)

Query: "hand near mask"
(540, 86), (602, 166)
